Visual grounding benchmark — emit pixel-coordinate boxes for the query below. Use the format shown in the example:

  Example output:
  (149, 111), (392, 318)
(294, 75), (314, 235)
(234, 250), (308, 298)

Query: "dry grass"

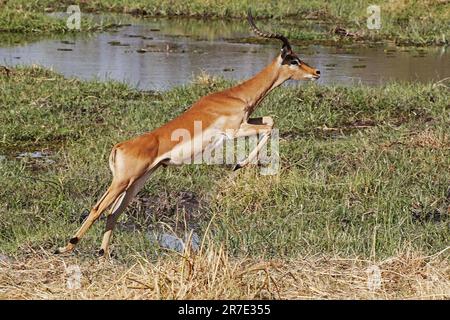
(1, 245), (448, 300)
(408, 129), (450, 150)
(192, 71), (221, 87)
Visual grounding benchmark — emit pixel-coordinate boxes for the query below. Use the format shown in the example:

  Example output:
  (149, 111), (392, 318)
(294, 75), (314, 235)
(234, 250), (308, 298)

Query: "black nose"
(316, 70), (320, 75)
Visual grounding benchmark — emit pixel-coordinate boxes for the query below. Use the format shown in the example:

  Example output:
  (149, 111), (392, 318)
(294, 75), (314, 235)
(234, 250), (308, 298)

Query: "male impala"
(56, 11), (320, 256)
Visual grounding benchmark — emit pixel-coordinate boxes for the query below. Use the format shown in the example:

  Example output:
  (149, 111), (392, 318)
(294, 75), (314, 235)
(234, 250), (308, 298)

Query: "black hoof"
(233, 164), (242, 171)
(98, 249), (105, 257)
(69, 237), (79, 244)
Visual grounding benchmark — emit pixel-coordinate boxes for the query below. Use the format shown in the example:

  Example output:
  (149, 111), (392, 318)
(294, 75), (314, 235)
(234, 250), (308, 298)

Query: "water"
(147, 231), (200, 252)
(0, 15), (448, 90)
(16, 151), (55, 164)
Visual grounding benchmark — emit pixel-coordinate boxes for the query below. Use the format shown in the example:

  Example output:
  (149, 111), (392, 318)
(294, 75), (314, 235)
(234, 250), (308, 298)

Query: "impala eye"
(290, 59), (300, 65)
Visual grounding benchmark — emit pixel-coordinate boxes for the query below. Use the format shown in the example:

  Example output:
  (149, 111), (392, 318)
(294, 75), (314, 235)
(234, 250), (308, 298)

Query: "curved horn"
(247, 9), (291, 52)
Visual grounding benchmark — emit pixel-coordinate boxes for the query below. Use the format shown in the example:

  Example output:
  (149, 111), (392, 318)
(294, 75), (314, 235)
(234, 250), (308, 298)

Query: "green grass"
(0, 8), (68, 33)
(0, 6), (124, 36)
(0, 66), (448, 261)
(3, 0), (449, 45)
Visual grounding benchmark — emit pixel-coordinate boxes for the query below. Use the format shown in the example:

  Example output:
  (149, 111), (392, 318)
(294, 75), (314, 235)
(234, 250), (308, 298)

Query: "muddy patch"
(110, 190), (209, 251)
(72, 190), (208, 251)
(74, 190), (207, 226)
(115, 190), (208, 234)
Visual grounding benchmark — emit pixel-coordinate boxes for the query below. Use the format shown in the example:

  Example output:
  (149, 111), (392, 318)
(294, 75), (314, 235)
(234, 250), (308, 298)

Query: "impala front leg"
(233, 116), (274, 170)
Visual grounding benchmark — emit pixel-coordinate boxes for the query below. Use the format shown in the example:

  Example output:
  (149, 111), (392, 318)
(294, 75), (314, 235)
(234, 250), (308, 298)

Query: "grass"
(1, 246), (448, 299)
(0, 8), (68, 33)
(0, 66), (449, 299)
(0, 5), (125, 36)
(1, 0), (449, 45)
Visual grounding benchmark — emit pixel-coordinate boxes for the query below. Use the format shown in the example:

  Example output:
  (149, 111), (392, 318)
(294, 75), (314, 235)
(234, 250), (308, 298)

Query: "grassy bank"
(2, 0), (450, 45)
(0, 67), (449, 298)
(0, 8), (67, 33)
(0, 6), (122, 35)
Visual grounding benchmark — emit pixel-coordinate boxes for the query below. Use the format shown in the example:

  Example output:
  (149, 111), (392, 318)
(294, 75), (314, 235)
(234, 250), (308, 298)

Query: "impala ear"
(281, 46), (292, 59)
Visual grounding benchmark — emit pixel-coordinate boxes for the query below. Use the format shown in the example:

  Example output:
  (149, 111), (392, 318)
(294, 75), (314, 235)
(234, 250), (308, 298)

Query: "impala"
(56, 10), (320, 256)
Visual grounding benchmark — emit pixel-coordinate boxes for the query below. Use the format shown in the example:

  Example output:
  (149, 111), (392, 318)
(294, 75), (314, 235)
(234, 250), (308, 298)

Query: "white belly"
(159, 117), (236, 166)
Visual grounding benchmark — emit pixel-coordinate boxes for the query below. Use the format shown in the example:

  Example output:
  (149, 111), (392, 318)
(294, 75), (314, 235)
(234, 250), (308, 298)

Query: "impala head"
(247, 10), (320, 81)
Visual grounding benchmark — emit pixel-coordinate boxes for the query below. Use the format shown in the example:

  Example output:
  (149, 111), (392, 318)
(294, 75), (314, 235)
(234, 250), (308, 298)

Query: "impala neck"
(233, 55), (288, 112)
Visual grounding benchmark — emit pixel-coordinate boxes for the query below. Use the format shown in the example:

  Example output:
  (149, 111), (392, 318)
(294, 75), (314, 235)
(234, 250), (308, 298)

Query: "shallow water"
(0, 15), (448, 90)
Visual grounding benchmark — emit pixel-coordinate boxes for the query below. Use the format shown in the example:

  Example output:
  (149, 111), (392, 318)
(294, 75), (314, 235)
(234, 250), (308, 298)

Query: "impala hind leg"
(98, 169), (155, 257)
(55, 180), (128, 254)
